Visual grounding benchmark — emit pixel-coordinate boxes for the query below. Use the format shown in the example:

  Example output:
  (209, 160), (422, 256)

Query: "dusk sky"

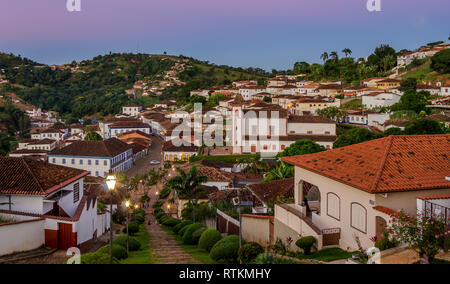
(1, 0), (449, 70)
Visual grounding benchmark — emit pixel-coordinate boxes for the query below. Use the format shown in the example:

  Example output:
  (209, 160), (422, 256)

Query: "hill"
(0, 52), (268, 122)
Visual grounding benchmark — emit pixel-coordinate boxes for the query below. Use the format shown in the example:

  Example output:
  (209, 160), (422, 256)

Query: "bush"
(182, 223), (205, 245)
(97, 244), (128, 260)
(192, 227), (207, 242)
(178, 224), (190, 236)
(375, 237), (398, 251)
(162, 217), (181, 227)
(198, 229), (222, 252)
(295, 236), (316, 255)
(133, 213), (145, 224)
(80, 252), (119, 264)
(210, 235), (240, 262)
(113, 235), (141, 251)
(155, 212), (166, 220)
(173, 220), (192, 234)
(254, 253), (274, 264)
(153, 201), (164, 209)
(123, 222), (140, 236)
(238, 242), (264, 263)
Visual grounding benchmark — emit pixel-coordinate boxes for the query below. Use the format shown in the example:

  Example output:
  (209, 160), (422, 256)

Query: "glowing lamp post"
(106, 175), (116, 265)
(125, 200), (130, 254)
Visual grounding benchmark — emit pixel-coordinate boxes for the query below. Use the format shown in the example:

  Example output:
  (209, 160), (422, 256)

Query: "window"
(73, 183), (80, 203)
(80, 159), (83, 165)
(351, 203), (367, 233)
(62, 158), (66, 164)
(71, 159), (75, 164)
(327, 193), (340, 221)
(104, 160), (107, 166)
(51, 158), (56, 163)
(95, 171), (99, 177)
(88, 160), (91, 165)
(95, 160), (99, 166)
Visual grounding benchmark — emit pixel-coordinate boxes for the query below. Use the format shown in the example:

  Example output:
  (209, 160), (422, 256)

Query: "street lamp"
(125, 200), (130, 254)
(106, 175), (116, 265)
(192, 198), (197, 223)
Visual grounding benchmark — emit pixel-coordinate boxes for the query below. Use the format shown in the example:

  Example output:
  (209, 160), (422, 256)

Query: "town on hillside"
(0, 39), (449, 266)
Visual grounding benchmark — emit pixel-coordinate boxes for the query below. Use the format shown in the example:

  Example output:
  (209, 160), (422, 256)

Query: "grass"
(161, 225), (217, 264)
(120, 224), (153, 264)
(295, 248), (356, 262)
(412, 258), (450, 265)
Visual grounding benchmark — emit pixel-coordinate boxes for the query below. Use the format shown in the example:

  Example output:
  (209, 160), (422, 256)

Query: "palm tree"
(342, 48), (352, 57)
(167, 166), (208, 200)
(330, 51), (339, 61)
(320, 52), (329, 63)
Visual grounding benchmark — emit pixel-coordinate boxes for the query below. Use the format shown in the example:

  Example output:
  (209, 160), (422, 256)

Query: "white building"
(238, 86), (267, 101)
(47, 138), (133, 177)
(122, 104), (142, 117)
(362, 92), (401, 109)
(232, 105), (337, 155)
(107, 121), (150, 139)
(0, 157), (111, 255)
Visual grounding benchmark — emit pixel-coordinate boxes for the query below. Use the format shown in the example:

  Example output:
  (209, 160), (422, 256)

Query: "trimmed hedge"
(134, 213), (145, 224)
(173, 220), (192, 234)
(182, 223), (206, 245)
(80, 252), (119, 264)
(123, 222), (140, 236)
(192, 227), (207, 242)
(295, 236), (316, 255)
(162, 217), (181, 227)
(178, 224), (190, 236)
(198, 229), (222, 252)
(97, 244), (128, 260)
(209, 235), (240, 262)
(113, 235), (141, 251)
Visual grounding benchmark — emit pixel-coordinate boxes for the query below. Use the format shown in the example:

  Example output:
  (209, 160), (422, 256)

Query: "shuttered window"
(327, 193), (340, 220)
(73, 183), (80, 203)
(351, 203), (367, 233)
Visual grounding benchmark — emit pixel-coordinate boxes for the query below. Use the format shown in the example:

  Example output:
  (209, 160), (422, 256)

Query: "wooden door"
(58, 223), (74, 250)
(376, 216), (387, 240)
(251, 145), (256, 153)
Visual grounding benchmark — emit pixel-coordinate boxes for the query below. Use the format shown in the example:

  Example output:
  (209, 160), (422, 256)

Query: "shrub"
(80, 252), (119, 264)
(182, 223), (206, 245)
(162, 217), (181, 227)
(97, 244), (128, 260)
(123, 222), (140, 236)
(254, 253), (274, 264)
(113, 235), (141, 251)
(178, 224), (190, 236)
(155, 212), (166, 220)
(295, 236), (316, 255)
(133, 213), (145, 224)
(192, 227), (207, 242)
(173, 220), (192, 234)
(198, 229), (222, 252)
(210, 235), (240, 262)
(153, 201), (164, 209)
(238, 242), (264, 263)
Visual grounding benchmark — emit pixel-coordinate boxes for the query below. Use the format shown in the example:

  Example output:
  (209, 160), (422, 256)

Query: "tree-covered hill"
(0, 52), (268, 121)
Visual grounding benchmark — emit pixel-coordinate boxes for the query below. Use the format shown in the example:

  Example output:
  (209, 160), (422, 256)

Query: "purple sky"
(1, 0), (449, 70)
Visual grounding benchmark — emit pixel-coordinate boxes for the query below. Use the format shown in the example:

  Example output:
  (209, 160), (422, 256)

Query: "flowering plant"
(389, 209), (449, 261)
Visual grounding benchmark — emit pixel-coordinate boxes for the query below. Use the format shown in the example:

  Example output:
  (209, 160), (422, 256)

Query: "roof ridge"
(370, 136), (394, 193)
(21, 157), (45, 193)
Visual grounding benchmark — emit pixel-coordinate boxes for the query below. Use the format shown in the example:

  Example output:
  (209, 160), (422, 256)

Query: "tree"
(430, 49), (450, 74)
(167, 166), (208, 200)
(84, 126), (103, 141)
(391, 90), (431, 114)
(342, 48), (352, 57)
(333, 128), (378, 148)
(404, 119), (445, 135)
(329, 51), (339, 62)
(263, 96), (271, 103)
(293, 61), (311, 74)
(399, 78), (417, 92)
(278, 139), (326, 158)
(317, 106), (348, 122)
(0, 134), (14, 156)
(320, 52), (329, 63)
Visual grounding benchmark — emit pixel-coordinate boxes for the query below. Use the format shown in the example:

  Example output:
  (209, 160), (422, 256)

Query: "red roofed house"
(0, 157), (111, 256)
(277, 135), (450, 251)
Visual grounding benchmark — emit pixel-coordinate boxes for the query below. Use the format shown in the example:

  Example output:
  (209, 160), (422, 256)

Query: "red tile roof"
(282, 135), (450, 194)
(49, 138), (132, 157)
(247, 178), (294, 204)
(373, 206), (398, 216)
(416, 194), (450, 201)
(0, 157), (89, 195)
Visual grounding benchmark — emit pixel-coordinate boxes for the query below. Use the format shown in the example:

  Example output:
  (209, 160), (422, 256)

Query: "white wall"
(0, 218), (45, 256)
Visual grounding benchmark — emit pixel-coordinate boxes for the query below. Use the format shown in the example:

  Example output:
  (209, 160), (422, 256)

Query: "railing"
(424, 201), (450, 225)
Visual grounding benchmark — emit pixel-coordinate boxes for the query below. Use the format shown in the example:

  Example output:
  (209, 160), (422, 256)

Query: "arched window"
(327, 193), (340, 221)
(351, 203), (367, 234)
